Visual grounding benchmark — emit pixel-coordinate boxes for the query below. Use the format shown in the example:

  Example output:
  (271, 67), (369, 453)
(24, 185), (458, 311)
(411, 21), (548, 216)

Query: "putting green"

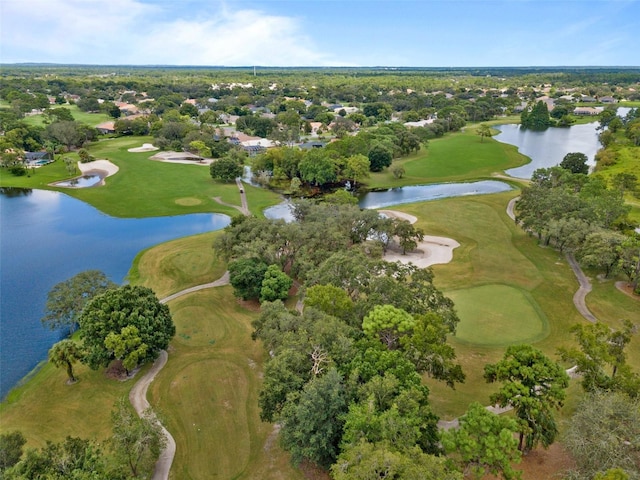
(447, 284), (549, 346)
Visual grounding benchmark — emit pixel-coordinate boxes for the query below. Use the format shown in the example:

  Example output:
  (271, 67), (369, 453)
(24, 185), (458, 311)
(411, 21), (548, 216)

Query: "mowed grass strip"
(449, 284), (549, 347)
(150, 287), (301, 479)
(366, 127), (529, 189)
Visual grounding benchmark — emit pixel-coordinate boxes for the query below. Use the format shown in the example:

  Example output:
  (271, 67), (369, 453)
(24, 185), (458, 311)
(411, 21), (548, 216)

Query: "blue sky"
(2, 0), (639, 66)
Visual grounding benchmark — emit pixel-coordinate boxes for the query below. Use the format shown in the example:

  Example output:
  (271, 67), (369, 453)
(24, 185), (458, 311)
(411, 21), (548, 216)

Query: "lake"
(0, 188), (230, 399)
(495, 107), (632, 179)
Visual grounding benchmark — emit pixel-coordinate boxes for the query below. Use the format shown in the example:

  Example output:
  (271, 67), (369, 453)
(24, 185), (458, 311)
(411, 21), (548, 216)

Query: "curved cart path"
(506, 196), (597, 324)
(129, 274), (232, 478)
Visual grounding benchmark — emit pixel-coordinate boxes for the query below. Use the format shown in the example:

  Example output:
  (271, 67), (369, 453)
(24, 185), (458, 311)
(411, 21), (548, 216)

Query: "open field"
(0, 136), (283, 218)
(19, 104), (113, 128)
(365, 127), (530, 189)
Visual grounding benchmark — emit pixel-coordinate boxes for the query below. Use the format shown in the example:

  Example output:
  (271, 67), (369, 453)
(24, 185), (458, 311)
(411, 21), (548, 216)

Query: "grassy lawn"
(0, 136), (283, 218)
(388, 191), (626, 420)
(0, 356), (136, 448)
(365, 128), (530, 189)
(20, 104), (112, 128)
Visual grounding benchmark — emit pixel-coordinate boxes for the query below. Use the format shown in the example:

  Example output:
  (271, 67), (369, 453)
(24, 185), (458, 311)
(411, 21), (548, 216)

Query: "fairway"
(448, 284), (549, 346)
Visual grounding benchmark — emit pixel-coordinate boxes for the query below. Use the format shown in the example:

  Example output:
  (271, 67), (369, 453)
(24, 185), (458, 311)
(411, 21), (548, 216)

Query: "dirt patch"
(615, 281), (640, 301)
(483, 443), (576, 480)
(238, 298), (261, 312)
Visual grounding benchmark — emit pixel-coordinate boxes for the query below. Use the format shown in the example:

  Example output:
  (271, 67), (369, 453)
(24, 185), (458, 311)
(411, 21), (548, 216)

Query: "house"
(298, 141), (325, 150)
(96, 121), (116, 134)
(404, 119), (434, 128)
(24, 151), (53, 166)
(600, 96), (617, 103)
(573, 107), (599, 116)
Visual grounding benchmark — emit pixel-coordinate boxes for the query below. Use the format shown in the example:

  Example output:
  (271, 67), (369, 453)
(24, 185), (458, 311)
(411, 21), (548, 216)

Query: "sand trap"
(78, 159), (119, 177)
(379, 209), (460, 268)
(128, 143), (159, 153)
(149, 151), (213, 165)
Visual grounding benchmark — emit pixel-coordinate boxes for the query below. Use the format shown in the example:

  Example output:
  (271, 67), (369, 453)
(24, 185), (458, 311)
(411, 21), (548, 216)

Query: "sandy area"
(379, 210), (460, 268)
(78, 159), (119, 177)
(128, 143), (159, 153)
(149, 151), (213, 165)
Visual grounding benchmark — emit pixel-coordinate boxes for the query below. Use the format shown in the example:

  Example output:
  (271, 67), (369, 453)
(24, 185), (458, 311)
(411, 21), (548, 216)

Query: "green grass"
(390, 191), (630, 420)
(20, 104), (112, 128)
(128, 231), (227, 298)
(449, 284), (549, 347)
(365, 128), (530, 189)
(0, 356), (136, 449)
(0, 136), (283, 218)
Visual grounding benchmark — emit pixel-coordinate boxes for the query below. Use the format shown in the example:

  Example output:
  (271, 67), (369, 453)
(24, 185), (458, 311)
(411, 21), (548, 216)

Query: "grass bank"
(365, 127), (530, 189)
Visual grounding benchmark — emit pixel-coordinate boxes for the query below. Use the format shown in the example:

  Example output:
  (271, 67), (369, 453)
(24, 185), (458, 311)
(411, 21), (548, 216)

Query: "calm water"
(0, 189), (230, 398)
(494, 122), (602, 179)
(263, 180), (512, 221)
(52, 174), (103, 187)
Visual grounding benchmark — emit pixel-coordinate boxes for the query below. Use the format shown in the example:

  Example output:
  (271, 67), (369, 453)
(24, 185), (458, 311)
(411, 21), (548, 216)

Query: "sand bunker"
(78, 159), (119, 177)
(149, 151), (213, 165)
(128, 143), (159, 153)
(379, 209), (460, 268)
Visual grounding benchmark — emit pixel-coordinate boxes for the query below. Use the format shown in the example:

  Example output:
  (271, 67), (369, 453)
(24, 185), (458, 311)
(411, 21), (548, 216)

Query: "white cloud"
(0, 0), (342, 65)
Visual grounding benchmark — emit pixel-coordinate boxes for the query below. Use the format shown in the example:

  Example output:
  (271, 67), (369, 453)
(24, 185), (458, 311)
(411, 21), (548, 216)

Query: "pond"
(264, 180), (513, 221)
(0, 188), (230, 399)
(51, 173), (104, 188)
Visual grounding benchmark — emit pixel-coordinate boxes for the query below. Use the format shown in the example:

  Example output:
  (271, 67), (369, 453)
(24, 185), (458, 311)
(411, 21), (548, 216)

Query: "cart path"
(506, 196), (597, 324)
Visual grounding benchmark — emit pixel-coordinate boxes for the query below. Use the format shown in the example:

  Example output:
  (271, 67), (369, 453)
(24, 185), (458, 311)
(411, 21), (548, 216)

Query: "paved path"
(438, 196), (594, 431)
(128, 176), (250, 479)
(160, 272), (230, 304)
(129, 271), (231, 479)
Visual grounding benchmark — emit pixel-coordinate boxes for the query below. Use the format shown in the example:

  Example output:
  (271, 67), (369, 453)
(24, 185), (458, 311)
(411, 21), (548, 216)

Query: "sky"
(1, 0), (639, 67)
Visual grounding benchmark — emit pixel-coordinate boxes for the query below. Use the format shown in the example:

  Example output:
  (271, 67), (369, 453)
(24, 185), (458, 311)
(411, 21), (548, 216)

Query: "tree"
(332, 440), (462, 480)
(111, 398), (165, 479)
(228, 257), (269, 300)
(400, 313), (465, 387)
(362, 304), (416, 350)
(3, 436), (111, 479)
(368, 144), (393, 172)
(298, 148), (337, 186)
(344, 154), (370, 187)
(0, 431), (26, 471)
(442, 402), (522, 480)
(104, 325), (148, 375)
(48, 339), (84, 383)
(564, 392), (640, 479)
(618, 236), (640, 294)
(260, 264), (293, 302)
(521, 101), (551, 130)
(304, 284), (354, 319)
(476, 123), (492, 143)
(209, 155), (243, 182)
(393, 219), (424, 254)
(560, 152), (589, 174)
(558, 320), (639, 397)
(42, 270), (117, 333)
(579, 230), (627, 277)
(484, 344), (569, 452)
(279, 368), (347, 468)
(78, 285), (175, 370)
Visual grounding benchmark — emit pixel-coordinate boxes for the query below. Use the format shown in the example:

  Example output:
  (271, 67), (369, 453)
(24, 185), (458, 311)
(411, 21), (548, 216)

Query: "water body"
(0, 189), (230, 398)
(495, 122), (602, 179)
(494, 106), (633, 180)
(52, 173), (103, 188)
(263, 180), (512, 221)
